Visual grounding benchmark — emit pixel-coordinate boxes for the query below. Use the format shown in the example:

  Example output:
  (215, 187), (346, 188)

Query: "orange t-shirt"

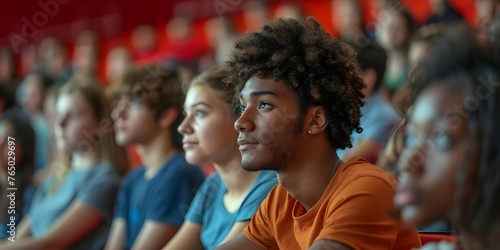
(244, 157), (421, 250)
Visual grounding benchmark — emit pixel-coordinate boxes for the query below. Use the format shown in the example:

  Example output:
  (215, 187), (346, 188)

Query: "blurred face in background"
(111, 96), (160, 146)
(476, 0), (500, 41)
(333, 0), (364, 38)
(19, 74), (45, 114)
(105, 47), (132, 84)
(54, 92), (100, 154)
(131, 25), (157, 52)
(377, 11), (410, 50)
(394, 84), (470, 227)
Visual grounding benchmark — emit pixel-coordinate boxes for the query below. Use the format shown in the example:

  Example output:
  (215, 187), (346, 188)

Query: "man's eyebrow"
(239, 91), (278, 99)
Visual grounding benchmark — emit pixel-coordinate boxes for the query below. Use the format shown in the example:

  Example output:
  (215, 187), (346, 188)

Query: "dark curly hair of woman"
(225, 17), (365, 150)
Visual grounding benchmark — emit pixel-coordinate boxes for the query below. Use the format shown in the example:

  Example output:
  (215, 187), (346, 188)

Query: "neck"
(71, 148), (98, 170)
(138, 131), (178, 179)
(215, 150), (259, 197)
(277, 141), (341, 211)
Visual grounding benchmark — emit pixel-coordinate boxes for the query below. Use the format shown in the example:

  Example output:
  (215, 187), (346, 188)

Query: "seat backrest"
(419, 233), (457, 245)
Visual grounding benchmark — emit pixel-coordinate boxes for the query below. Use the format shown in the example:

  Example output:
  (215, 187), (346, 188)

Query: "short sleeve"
(185, 174), (221, 225)
(314, 176), (399, 249)
(244, 186), (280, 250)
(236, 172), (277, 222)
(145, 168), (199, 226)
(78, 166), (121, 218)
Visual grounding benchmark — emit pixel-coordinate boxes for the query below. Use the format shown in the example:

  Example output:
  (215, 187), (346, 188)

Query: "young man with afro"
(216, 17), (421, 250)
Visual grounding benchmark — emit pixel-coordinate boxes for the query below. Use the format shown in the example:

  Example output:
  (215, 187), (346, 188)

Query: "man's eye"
(258, 102), (273, 110)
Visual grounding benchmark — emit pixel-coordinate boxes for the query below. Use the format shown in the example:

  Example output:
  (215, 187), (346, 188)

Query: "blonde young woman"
(164, 66), (277, 250)
(0, 80), (128, 249)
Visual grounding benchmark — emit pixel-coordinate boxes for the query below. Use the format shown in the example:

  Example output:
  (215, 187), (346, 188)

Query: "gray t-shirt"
(29, 163), (120, 250)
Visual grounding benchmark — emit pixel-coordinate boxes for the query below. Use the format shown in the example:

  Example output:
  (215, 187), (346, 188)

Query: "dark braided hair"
(410, 24), (500, 249)
(225, 17), (366, 150)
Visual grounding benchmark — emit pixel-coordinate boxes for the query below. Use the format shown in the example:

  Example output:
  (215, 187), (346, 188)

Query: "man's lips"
(237, 138), (258, 151)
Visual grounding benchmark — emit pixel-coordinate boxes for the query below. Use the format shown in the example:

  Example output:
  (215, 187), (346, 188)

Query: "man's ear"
(158, 107), (179, 129)
(306, 106), (328, 135)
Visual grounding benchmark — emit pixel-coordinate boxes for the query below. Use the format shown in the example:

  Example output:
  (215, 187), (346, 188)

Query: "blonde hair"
(50, 79), (129, 192)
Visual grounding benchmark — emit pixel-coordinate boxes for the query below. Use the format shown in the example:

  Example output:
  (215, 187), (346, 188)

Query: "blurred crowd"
(0, 0), (499, 249)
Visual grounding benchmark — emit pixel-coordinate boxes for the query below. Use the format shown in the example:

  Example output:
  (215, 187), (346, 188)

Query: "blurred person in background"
(0, 79), (128, 250)
(19, 45), (37, 78)
(131, 25), (161, 65)
(425, 0), (464, 25)
(273, 3), (303, 20)
(476, 0), (500, 43)
(15, 69), (53, 173)
(72, 30), (99, 80)
(105, 46), (133, 86)
(162, 16), (207, 69)
(337, 40), (400, 164)
(38, 37), (71, 86)
(106, 65), (204, 250)
(376, 6), (416, 98)
(242, 1), (269, 32)
(0, 48), (17, 87)
(332, 0), (368, 41)
(0, 109), (36, 241)
(0, 84), (16, 117)
(394, 25), (500, 250)
(199, 16), (239, 70)
(376, 24), (446, 175)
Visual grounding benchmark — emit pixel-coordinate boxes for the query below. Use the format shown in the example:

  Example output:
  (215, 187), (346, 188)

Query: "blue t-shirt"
(186, 170), (277, 250)
(338, 92), (401, 159)
(29, 163), (120, 250)
(114, 153), (205, 249)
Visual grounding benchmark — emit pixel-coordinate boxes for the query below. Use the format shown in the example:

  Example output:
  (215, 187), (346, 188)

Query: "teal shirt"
(186, 171), (277, 250)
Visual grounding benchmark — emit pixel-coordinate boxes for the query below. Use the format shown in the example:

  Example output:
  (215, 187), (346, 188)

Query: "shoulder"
(248, 171), (278, 196)
(162, 153), (204, 179)
(121, 166), (145, 184)
(256, 171), (278, 184)
(338, 158), (397, 191)
(83, 163), (120, 183)
(259, 183), (290, 208)
(198, 173), (224, 193)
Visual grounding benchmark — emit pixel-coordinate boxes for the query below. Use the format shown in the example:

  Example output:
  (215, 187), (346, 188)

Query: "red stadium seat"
(419, 233), (457, 245)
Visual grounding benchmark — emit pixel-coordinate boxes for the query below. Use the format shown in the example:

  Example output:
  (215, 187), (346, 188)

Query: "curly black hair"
(225, 17), (366, 150)
(410, 24), (500, 249)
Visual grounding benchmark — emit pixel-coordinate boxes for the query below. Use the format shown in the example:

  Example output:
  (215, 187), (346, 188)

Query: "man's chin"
(241, 159), (278, 172)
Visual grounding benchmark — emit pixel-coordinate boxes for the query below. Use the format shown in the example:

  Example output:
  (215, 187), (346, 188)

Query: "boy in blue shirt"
(106, 65), (205, 250)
